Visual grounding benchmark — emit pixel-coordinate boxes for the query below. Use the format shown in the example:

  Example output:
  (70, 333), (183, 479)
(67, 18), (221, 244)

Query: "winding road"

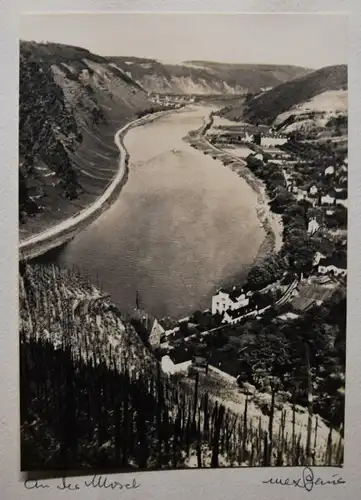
(19, 111), (168, 261)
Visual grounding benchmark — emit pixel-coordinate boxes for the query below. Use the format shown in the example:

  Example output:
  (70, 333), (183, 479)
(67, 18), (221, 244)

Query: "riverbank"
(186, 111), (283, 279)
(47, 105), (266, 319)
(19, 109), (175, 261)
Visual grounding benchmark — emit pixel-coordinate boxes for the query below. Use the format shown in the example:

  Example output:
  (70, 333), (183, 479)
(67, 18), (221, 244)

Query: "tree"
(270, 187), (295, 213)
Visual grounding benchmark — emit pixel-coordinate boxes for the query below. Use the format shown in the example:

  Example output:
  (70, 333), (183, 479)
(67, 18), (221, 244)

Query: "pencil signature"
(262, 466), (346, 492)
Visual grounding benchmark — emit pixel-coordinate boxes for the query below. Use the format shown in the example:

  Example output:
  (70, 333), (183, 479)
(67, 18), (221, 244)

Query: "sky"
(20, 13), (348, 69)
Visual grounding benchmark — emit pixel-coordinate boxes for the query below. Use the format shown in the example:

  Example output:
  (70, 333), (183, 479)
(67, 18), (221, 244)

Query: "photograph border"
(1, 1), (361, 499)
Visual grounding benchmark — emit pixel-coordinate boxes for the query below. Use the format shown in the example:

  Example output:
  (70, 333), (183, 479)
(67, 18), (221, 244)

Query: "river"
(53, 105), (266, 319)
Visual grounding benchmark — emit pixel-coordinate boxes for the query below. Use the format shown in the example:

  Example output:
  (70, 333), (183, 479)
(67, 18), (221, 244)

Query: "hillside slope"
(20, 263), (342, 469)
(220, 65), (347, 133)
(19, 41), (160, 237)
(107, 57), (310, 95)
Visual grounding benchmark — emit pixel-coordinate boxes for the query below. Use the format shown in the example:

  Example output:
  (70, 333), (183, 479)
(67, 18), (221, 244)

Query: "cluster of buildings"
(247, 128), (348, 217)
(148, 93), (195, 108)
(206, 130), (348, 325)
(279, 150), (348, 277)
(288, 162), (348, 211)
(272, 148), (348, 231)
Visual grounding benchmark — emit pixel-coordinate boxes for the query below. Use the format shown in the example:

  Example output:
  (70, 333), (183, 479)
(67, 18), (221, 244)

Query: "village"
(147, 92), (196, 108)
(130, 110), (347, 390)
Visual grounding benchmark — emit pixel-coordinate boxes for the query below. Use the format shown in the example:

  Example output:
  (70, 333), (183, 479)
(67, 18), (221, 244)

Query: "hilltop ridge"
(106, 56), (311, 95)
(220, 64), (347, 136)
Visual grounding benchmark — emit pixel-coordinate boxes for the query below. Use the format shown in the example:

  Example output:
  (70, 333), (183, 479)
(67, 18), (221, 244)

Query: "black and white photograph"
(19, 12), (347, 471)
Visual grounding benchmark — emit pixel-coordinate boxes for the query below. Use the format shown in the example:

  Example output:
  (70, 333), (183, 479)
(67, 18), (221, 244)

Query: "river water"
(54, 105), (266, 319)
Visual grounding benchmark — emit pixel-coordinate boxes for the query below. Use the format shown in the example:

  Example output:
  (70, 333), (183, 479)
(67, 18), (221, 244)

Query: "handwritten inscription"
(262, 467), (346, 492)
(24, 475), (140, 492)
(24, 480), (50, 489)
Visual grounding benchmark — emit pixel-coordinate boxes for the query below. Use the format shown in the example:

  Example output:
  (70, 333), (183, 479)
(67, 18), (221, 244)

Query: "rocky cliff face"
(19, 42), (159, 236)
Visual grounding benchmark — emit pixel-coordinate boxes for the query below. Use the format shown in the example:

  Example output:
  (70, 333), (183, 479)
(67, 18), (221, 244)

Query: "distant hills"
(221, 64), (348, 133)
(19, 40), (335, 235)
(19, 40), (312, 235)
(105, 56), (311, 95)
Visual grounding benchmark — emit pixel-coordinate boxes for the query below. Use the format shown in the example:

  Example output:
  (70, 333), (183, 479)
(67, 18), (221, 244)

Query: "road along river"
(51, 105), (267, 319)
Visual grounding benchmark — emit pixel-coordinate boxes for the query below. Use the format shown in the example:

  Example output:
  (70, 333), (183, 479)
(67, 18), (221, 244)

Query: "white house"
(296, 190), (308, 201)
(335, 190), (348, 208)
(321, 194), (335, 206)
(309, 185), (318, 196)
(211, 288), (250, 316)
(324, 166), (335, 176)
(336, 198), (348, 208)
(307, 217), (320, 235)
(313, 252), (326, 266)
(161, 356), (193, 375)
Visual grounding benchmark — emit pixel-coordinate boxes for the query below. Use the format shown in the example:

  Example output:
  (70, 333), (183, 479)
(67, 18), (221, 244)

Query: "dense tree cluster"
(243, 155), (318, 290)
(238, 292), (346, 427)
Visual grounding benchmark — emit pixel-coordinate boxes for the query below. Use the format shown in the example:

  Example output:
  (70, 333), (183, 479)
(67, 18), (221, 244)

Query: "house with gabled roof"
(307, 217), (320, 235)
(321, 193), (336, 206)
